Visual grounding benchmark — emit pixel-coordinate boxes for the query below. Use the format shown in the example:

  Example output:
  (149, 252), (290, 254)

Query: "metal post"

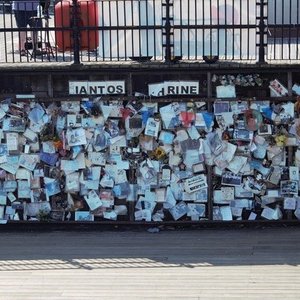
(257, 0), (267, 63)
(72, 0), (81, 65)
(164, 0), (171, 62)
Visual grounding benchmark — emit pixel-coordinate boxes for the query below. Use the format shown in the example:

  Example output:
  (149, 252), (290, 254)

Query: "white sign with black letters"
(69, 81), (126, 95)
(149, 81), (199, 96)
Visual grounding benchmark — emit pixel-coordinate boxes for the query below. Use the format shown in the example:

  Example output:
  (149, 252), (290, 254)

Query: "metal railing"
(0, 0), (299, 64)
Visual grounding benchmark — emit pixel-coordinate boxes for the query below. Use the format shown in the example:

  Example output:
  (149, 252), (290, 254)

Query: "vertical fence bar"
(297, 0), (300, 59)
(257, 0), (266, 63)
(164, 0), (171, 62)
(72, 0), (81, 65)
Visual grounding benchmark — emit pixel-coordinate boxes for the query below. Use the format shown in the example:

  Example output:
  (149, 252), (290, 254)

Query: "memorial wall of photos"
(1, 82), (300, 223)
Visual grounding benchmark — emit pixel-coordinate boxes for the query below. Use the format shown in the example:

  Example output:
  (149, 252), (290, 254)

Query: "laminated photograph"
(19, 154), (39, 171)
(231, 101), (249, 114)
(61, 159), (79, 175)
(0, 192), (6, 205)
(235, 185), (254, 198)
(170, 180), (184, 200)
(42, 141), (56, 154)
(280, 180), (298, 195)
(67, 114), (82, 128)
(3, 181), (17, 193)
(136, 197), (156, 212)
(258, 124), (272, 136)
(88, 152), (106, 166)
(152, 209), (165, 222)
(231, 199), (253, 210)
(0, 162), (18, 175)
(221, 187), (235, 201)
(84, 190), (102, 211)
(207, 132), (224, 155)
(184, 150), (203, 168)
(107, 101), (123, 118)
(184, 174), (207, 193)
(113, 182), (130, 198)
(84, 180), (100, 190)
(243, 177), (265, 194)
(114, 169), (128, 184)
(169, 201), (188, 221)
(6, 132), (19, 152)
(134, 209), (152, 222)
(145, 118), (160, 138)
(139, 159), (157, 181)
(213, 206), (222, 220)
(269, 79), (288, 97)
(194, 113), (206, 128)
(163, 187), (176, 209)
(213, 190), (229, 204)
(284, 198), (297, 210)
(65, 172), (80, 192)
(103, 210), (118, 221)
(30, 177), (41, 189)
(3, 117), (26, 132)
(220, 206), (233, 221)
(159, 131), (175, 144)
(23, 128), (38, 143)
(248, 212), (257, 220)
(292, 83), (300, 95)
(61, 101), (80, 113)
(66, 128), (87, 147)
(16, 168), (31, 180)
(115, 159), (129, 170)
(221, 172), (242, 186)
(193, 189), (208, 203)
(0, 206), (5, 220)
(45, 179), (61, 197)
(100, 173), (114, 188)
(227, 156), (248, 174)
(187, 203), (206, 218)
(289, 166), (299, 181)
(0, 144), (8, 164)
(17, 180), (31, 198)
(231, 207), (243, 217)
(40, 152), (59, 166)
(25, 202), (51, 217)
(93, 127), (110, 151)
(161, 167), (171, 182)
(233, 129), (253, 141)
(192, 162), (205, 174)
(159, 103), (180, 129)
(7, 192), (16, 202)
(249, 160), (271, 178)
(216, 85), (236, 98)
(82, 117), (95, 128)
(75, 211), (94, 221)
(186, 126), (200, 141)
(215, 112), (234, 129)
(213, 101), (230, 115)
(152, 188), (164, 203)
(261, 206), (276, 220)
(139, 135), (155, 151)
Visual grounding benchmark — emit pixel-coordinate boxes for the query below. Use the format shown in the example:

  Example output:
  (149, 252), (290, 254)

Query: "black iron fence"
(0, 0), (299, 64)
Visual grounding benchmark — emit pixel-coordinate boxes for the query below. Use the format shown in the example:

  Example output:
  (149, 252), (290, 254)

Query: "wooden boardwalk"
(0, 227), (299, 299)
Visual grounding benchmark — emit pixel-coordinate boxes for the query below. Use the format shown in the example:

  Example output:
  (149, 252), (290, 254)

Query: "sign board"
(69, 81), (126, 95)
(148, 81), (199, 97)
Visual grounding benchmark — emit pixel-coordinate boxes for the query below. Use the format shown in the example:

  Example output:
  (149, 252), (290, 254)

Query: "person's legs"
(14, 10), (40, 55)
(14, 10), (27, 54)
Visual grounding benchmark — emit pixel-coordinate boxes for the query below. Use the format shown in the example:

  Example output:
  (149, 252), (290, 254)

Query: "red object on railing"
(54, 0), (99, 51)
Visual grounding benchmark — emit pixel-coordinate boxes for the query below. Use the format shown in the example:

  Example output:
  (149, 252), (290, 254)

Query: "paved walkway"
(0, 227), (299, 299)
